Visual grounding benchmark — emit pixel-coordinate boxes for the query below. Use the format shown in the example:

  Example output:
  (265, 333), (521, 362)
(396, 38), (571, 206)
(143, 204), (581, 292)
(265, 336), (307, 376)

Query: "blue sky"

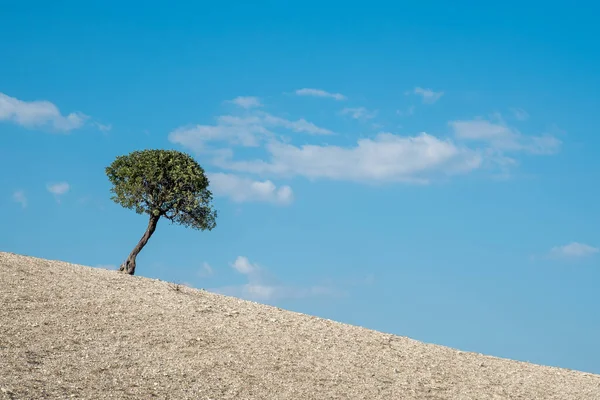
(2, 1), (600, 374)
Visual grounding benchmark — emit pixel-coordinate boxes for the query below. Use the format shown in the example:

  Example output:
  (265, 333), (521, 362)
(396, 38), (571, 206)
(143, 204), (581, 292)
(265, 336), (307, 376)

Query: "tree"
(106, 149), (217, 275)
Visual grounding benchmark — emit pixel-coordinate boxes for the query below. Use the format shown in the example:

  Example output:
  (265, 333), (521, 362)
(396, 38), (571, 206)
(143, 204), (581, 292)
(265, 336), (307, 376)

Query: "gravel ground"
(1, 251), (599, 399)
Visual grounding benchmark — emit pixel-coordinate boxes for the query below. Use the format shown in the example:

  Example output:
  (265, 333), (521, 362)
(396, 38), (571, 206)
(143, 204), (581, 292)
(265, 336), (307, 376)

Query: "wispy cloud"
(47, 182), (70, 195)
(169, 116), (267, 152)
(294, 88), (346, 101)
(95, 122), (112, 132)
(510, 108), (530, 121)
(76, 195), (106, 211)
(340, 107), (377, 120)
(198, 261), (213, 277)
(213, 133), (482, 184)
(407, 87), (444, 104)
(12, 190), (27, 208)
(449, 117), (561, 155)
(210, 256), (342, 302)
(261, 114), (333, 135)
(172, 96), (560, 186)
(550, 242), (599, 259)
(208, 172), (293, 205)
(396, 105), (415, 117)
(169, 111), (333, 153)
(47, 182), (70, 202)
(227, 96), (263, 109)
(0, 92), (90, 132)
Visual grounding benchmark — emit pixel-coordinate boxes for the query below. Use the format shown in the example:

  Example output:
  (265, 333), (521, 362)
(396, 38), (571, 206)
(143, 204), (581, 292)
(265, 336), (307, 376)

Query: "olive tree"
(106, 149), (217, 275)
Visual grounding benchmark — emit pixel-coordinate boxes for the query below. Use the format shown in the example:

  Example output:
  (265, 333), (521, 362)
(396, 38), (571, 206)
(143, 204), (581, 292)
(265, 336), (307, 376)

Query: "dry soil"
(1, 252), (599, 399)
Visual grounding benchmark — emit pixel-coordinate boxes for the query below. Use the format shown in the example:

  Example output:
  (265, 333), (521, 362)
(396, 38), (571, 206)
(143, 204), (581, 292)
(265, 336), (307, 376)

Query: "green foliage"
(105, 149), (217, 231)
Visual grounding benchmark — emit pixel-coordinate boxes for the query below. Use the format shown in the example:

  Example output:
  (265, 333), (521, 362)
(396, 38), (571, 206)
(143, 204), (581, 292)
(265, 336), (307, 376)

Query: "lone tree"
(106, 149), (217, 275)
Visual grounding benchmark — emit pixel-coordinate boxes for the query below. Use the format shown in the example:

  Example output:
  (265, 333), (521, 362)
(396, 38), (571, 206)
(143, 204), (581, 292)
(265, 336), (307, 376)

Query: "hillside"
(1, 252), (599, 399)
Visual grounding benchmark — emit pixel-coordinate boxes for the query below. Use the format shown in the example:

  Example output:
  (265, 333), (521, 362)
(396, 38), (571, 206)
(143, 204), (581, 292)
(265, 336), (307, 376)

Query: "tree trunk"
(119, 214), (160, 275)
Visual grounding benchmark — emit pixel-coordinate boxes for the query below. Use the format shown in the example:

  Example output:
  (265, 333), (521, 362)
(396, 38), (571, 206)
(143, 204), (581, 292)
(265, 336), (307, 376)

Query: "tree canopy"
(106, 149), (217, 229)
(106, 149), (217, 274)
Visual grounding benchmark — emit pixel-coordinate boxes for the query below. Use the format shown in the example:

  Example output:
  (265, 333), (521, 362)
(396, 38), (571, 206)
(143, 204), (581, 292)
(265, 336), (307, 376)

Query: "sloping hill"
(1, 252), (599, 399)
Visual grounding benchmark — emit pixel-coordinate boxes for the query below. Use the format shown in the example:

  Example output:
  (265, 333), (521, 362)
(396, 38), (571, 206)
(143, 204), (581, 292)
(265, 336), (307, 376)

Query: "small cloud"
(214, 283), (343, 302)
(210, 256), (342, 302)
(231, 256), (257, 274)
(340, 107), (377, 120)
(198, 261), (213, 277)
(47, 182), (70, 203)
(261, 113), (333, 135)
(510, 108), (529, 121)
(449, 118), (561, 155)
(294, 88), (346, 101)
(208, 172), (293, 205)
(227, 96), (262, 109)
(396, 105), (415, 117)
(12, 190), (27, 208)
(550, 242), (599, 259)
(407, 87), (444, 104)
(95, 122), (112, 132)
(0, 92), (90, 132)
(47, 182), (70, 195)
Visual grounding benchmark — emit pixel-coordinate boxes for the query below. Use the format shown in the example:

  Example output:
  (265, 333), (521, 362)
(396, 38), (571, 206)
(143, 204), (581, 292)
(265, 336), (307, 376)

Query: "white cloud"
(211, 256), (341, 302)
(208, 172), (293, 205)
(550, 242), (599, 259)
(198, 262), (213, 277)
(0, 92), (89, 132)
(397, 105), (415, 117)
(46, 182), (70, 201)
(449, 118), (561, 155)
(12, 190), (27, 208)
(227, 96), (262, 109)
(260, 114), (333, 135)
(170, 97), (559, 186)
(47, 182), (70, 195)
(169, 116), (267, 152)
(218, 284), (340, 302)
(510, 108), (529, 121)
(340, 107), (377, 120)
(214, 133), (482, 184)
(294, 88), (346, 101)
(169, 111), (333, 153)
(231, 256), (258, 274)
(409, 87), (444, 104)
(95, 122), (112, 132)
